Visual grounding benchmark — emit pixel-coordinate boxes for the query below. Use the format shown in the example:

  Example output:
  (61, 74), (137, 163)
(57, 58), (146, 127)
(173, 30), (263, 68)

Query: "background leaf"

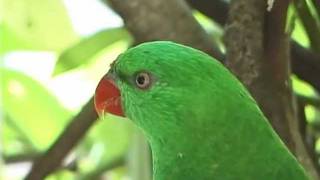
(1, 67), (72, 151)
(53, 27), (131, 75)
(0, 0), (78, 54)
(78, 115), (132, 174)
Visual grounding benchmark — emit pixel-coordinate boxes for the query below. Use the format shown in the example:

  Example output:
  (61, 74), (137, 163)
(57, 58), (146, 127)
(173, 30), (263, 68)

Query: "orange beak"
(94, 74), (124, 117)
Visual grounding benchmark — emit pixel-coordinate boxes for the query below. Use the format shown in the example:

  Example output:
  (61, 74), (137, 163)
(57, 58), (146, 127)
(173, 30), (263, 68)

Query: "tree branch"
(265, 1), (320, 178)
(25, 97), (98, 180)
(224, 0), (296, 149)
(263, 0), (294, 149)
(224, 0), (319, 178)
(106, 0), (224, 60)
(186, 0), (320, 93)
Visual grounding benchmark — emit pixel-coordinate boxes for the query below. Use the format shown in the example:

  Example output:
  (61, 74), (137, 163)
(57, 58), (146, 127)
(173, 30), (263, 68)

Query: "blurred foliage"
(0, 0), (319, 180)
(1, 68), (71, 151)
(0, 0), (78, 53)
(288, 4), (310, 47)
(53, 28), (131, 75)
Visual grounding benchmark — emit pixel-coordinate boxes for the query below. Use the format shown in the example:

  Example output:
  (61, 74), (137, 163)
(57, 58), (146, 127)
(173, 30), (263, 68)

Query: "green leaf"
(46, 170), (75, 180)
(288, 5), (310, 48)
(292, 75), (317, 97)
(194, 11), (224, 53)
(53, 28), (131, 75)
(305, 105), (320, 123)
(0, 0), (78, 53)
(78, 114), (132, 173)
(1, 67), (72, 150)
(1, 114), (37, 155)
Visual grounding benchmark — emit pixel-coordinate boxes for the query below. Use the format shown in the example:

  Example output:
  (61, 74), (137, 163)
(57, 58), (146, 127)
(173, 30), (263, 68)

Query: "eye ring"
(135, 72), (151, 89)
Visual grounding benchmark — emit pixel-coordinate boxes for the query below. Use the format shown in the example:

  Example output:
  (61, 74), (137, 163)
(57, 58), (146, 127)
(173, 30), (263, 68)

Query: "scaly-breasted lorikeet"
(94, 41), (309, 180)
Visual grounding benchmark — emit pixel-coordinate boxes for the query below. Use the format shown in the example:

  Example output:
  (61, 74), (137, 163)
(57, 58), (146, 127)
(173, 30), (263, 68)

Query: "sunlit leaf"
(0, 0), (78, 53)
(46, 170), (75, 180)
(1, 114), (37, 156)
(306, 0), (320, 23)
(305, 105), (320, 123)
(292, 75), (317, 97)
(53, 27), (131, 75)
(78, 114), (132, 173)
(289, 5), (310, 48)
(194, 11), (224, 52)
(1, 68), (72, 150)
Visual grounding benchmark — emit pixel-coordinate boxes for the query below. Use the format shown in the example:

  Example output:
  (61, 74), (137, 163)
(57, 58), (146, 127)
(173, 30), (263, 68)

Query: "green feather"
(112, 41), (309, 180)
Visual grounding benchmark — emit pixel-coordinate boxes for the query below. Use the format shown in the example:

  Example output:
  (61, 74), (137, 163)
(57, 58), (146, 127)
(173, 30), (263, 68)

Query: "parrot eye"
(135, 72), (151, 89)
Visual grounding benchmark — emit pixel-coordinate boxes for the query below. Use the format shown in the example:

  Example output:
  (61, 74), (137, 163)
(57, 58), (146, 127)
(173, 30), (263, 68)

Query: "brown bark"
(263, 0), (294, 151)
(264, 1), (319, 178)
(225, 0), (319, 178)
(107, 0), (223, 60)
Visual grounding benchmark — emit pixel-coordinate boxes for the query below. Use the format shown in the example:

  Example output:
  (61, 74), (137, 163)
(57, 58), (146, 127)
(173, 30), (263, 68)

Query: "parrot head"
(94, 41), (239, 140)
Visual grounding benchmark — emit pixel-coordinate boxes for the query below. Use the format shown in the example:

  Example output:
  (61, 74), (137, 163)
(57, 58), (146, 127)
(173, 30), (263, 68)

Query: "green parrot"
(94, 41), (309, 180)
